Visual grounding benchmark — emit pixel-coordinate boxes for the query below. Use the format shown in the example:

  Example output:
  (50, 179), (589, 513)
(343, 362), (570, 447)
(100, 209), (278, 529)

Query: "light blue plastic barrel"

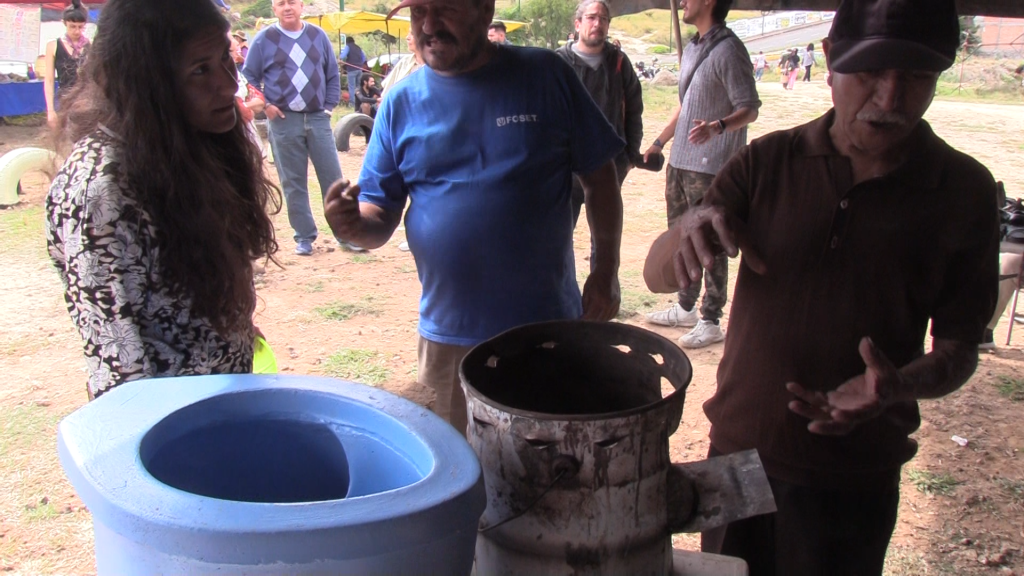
(57, 375), (486, 575)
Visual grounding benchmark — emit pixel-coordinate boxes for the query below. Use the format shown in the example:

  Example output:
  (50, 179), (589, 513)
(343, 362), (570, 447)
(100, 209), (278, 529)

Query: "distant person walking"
(340, 36), (368, 107)
(802, 42), (815, 81)
(784, 48), (800, 89)
(753, 50), (766, 81)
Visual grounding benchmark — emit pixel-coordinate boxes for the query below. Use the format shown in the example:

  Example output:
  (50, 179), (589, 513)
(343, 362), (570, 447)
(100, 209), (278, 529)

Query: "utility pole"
(339, 0), (345, 10)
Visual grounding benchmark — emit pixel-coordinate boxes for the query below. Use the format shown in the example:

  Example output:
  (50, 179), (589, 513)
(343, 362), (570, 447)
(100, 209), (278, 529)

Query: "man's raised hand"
(671, 206), (765, 290)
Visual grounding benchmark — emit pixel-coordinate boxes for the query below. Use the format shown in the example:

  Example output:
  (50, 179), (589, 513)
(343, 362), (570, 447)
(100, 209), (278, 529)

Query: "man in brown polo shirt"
(644, 0), (999, 573)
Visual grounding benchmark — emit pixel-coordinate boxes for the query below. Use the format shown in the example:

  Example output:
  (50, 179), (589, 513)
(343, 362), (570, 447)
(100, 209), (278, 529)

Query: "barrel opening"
(140, 389), (430, 503)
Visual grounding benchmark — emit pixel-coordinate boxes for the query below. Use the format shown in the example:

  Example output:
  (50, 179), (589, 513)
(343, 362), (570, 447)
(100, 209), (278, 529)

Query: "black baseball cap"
(827, 0), (960, 74)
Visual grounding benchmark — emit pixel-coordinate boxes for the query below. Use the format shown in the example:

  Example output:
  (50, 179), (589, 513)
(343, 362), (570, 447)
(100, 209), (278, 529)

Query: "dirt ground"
(1, 81), (1023, 575)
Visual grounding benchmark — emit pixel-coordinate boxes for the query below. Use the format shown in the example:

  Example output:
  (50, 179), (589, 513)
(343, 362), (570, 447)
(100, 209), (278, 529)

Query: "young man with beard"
(644, 0), (998, 571)
(555, 0), (643, 255)
(324, 0), (625, 435)
(643, 0), (760, 349)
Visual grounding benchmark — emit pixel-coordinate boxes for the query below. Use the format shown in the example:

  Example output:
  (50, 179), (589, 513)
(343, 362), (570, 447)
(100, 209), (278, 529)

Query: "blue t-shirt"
(360, 46), (625, 346)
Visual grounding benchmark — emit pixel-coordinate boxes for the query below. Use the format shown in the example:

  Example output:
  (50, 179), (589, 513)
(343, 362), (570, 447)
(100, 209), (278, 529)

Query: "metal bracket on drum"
(668, 449), (777, 534)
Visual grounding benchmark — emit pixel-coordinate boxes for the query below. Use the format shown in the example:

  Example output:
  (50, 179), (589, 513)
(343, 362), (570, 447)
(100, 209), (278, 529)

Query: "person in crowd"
(753, 50), (766, 81)
(233, 30), (249, 59)
(381, 30), (424, 97)
(244, 0), (358, 255)
(230, 34), (266, 153)
(325, 0), (624, 435)
(44, 0), (90, 130)
(785, 47), (801, 89)
(46, 0), (279, 400)
(353, 72), (382, 118)
(555, 0), (642, 270)
(340, 35), (368, 107)
(487, 21), (510, 44)
(642, 0), (760, 349)
(643, 0), (997, 572)
(211, 0), (231, 11)
(802, 42), (815, 82)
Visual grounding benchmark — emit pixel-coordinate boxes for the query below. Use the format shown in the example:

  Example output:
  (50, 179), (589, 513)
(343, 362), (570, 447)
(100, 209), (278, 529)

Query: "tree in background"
(497, 0), (575, 49)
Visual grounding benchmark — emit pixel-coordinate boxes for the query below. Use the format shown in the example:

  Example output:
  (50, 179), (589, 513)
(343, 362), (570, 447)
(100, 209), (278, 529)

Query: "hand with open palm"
(787, 337), (901, 436)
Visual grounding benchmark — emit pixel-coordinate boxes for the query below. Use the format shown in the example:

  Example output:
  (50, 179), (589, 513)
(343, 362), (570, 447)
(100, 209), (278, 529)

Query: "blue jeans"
(346, 70), (361, 106)
(267, 110), (343, 243)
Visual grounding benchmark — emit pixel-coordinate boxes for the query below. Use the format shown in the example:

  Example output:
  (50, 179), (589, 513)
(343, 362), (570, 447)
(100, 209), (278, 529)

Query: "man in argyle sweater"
(243, 0), (351, 255)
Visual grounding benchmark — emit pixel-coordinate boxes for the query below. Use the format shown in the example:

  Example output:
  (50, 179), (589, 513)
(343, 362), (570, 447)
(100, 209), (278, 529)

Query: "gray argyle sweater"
(242, 23), (341, 112)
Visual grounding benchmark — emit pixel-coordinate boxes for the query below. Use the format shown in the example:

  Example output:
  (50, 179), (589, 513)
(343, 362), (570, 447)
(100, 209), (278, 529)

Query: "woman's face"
(64, 20), (86, 41)
(176, 30), (238, 134)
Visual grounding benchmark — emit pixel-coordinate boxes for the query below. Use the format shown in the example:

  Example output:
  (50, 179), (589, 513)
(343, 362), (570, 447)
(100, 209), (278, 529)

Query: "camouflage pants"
(665, 165), (728, 322)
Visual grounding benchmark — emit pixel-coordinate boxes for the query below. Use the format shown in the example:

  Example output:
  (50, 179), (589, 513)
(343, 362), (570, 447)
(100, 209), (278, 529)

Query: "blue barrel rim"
(57, 374), (486, 564)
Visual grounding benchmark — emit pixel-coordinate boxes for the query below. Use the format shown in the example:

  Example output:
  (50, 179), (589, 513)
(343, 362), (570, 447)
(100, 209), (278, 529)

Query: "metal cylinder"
(461, 321), (692, 575)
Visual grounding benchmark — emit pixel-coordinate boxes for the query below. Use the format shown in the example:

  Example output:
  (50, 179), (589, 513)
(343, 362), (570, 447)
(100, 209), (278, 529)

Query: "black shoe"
(979, 328), (996, 351)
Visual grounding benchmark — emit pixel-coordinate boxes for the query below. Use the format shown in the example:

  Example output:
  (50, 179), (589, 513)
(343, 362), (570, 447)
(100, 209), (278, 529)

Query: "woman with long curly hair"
(46, 0), (280, 400)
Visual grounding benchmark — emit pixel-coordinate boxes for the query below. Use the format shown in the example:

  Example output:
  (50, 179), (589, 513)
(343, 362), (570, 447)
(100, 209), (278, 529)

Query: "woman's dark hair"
(63, 0), (88, 23)
(58, 0), (280, 334)
(807, 42), (815, 52)
(711, 0), (732, 23)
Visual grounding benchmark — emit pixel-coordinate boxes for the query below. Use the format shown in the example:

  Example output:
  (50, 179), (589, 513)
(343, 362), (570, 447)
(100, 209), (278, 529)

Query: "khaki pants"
(418, 336), (472, 437)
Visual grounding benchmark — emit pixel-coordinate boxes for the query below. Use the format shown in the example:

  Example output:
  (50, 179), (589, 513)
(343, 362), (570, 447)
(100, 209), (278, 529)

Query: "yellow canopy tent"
(305, 10), (411, 39)
(255, 12), (527, 38)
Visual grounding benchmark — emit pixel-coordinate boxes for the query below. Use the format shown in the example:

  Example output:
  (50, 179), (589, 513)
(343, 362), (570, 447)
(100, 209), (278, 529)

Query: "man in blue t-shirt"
(325, 0), (625, 435)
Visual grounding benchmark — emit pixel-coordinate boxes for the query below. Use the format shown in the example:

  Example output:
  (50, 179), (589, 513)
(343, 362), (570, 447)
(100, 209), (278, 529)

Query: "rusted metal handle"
(667, 449), (777, 534)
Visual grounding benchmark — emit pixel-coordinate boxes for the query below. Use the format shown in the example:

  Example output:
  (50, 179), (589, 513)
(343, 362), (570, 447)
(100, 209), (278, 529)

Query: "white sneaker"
(679, 320), (725, 349)
(645, 303), (699, 328)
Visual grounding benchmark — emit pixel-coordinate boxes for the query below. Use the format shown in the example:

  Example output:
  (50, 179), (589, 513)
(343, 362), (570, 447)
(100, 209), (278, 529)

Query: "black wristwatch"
(716, 118), (727, 133)
(653, 138), (664, 148)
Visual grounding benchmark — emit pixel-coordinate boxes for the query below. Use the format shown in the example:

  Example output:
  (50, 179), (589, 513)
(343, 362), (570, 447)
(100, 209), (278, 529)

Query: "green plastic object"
(253, 336), (278, 374)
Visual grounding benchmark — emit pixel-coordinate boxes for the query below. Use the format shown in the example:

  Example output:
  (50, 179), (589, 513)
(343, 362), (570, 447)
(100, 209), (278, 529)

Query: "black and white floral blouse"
(46, 129), (254, 399)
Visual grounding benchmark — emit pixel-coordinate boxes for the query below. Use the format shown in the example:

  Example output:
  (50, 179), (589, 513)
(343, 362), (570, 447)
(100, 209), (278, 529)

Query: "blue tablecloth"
(0, 81), (48, 117)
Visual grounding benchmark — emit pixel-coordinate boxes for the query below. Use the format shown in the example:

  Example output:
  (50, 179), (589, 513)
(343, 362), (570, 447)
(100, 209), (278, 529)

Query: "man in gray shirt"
(643, 0), (759, 348)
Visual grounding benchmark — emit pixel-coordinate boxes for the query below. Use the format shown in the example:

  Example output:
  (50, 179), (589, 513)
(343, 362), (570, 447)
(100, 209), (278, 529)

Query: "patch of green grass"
(642, 85), (681, 120)
(312, 299), (380, 322)
(395, 264), (416, 274)
(995, 477), (1024, 504)
(0, 205), (45, 257)
(934, 83), (1024, 104)
(0, 405), (57, 460)
(907, 468), (962, 496)
(24, 498), (59, 522)
(321, 349), (390, 385)
(304, 280), (325, 293)
(994, 375), (1024, 401)
(351, 254), (378, 264)
(617, 288), (659, 319)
